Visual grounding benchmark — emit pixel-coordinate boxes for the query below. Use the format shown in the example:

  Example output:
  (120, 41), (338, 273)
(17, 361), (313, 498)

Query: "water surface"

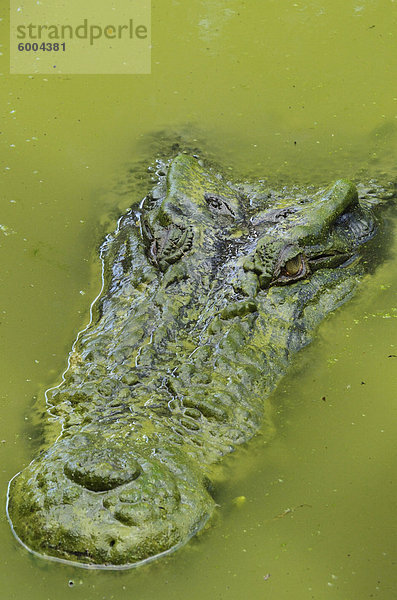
(1, 1), (396, 598)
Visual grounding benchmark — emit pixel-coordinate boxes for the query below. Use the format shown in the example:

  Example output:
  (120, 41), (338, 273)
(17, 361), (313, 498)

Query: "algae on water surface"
(1, 0), (396, 598)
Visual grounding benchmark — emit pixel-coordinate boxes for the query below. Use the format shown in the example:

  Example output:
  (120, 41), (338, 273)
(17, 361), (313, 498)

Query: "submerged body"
(7, 154), (387, 567)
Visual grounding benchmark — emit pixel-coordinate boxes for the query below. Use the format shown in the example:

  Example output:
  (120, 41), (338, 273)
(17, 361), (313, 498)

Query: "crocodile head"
(7, 154), (384, 568)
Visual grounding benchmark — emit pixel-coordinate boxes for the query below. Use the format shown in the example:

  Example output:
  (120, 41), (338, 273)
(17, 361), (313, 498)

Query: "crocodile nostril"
(64, 448), (141, 492)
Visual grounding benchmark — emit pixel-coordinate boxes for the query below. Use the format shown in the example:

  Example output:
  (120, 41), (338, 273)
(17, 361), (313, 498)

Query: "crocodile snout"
(7, 434), (214, 567)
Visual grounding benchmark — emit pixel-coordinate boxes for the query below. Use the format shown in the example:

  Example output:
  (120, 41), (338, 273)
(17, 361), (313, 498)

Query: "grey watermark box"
(10, 0), (151, 74)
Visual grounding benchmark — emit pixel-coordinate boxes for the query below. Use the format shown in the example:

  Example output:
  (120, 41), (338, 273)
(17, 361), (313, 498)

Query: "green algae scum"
(2, 0), (397, 598)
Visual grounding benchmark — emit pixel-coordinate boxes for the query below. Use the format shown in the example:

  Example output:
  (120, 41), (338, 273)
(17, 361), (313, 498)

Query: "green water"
(1, 1), (396, 598)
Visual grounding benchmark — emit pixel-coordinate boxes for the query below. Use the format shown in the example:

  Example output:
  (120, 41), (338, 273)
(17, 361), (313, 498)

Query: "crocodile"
(6, 153), (390, 568)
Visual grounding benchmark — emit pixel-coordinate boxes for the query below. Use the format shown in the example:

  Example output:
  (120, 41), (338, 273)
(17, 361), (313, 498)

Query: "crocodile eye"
(204, 193), (236, 218)
(284, 254), (304, 276)
(207, 197), (222, 209)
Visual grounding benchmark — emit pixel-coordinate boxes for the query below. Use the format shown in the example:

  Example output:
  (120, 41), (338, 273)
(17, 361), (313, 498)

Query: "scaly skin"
(7, 154), (383, 567)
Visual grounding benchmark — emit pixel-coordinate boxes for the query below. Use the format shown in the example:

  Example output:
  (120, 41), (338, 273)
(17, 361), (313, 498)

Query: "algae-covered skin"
(7, 154), (390, 567)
